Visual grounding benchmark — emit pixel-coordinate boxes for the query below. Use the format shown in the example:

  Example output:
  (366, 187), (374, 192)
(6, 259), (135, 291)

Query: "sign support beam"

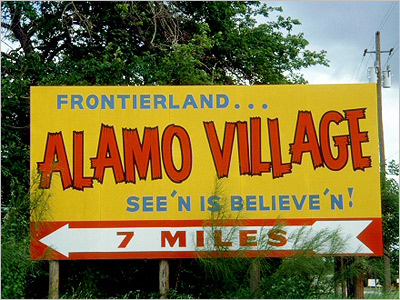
(159, 260), (169, 299)
(249, 259), (261, 297)
(49, 260), (59, 299)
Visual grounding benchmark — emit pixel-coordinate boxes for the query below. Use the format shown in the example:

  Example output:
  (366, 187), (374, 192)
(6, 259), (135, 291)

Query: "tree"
(1, 1), (329, 298)
(381, 160), (400, 290)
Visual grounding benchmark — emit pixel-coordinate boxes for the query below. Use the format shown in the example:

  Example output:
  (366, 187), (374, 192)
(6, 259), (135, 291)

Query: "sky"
(267, 0), (399, 167)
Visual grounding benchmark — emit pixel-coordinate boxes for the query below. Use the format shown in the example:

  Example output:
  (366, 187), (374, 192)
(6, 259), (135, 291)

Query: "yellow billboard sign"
(30, 85), (382, 259)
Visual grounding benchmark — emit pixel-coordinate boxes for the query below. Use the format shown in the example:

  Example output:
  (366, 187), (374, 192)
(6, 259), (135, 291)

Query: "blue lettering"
(117, 94), (129, 109)
(331, 194), (343, 210)
(143, 196), (153, 211)
(133, 95), (137, 109)
(71, 94), (84, 109)
(246, 195), (257, 211)
(201, 196), (205, 211)
(217, 94), (229, 108)
(57, 95), (68, 109)
(183, 94), (198, 109)
(272, 195), (276, 210)
(86, 94), (99, 109)
(178, 196), (191, 211)
(140, 94), (151, 109)
(126, 196), (140, 212)
(101, 95), (114, 109)
(157, 196), (168, 211)
(208, 196), (220, 211)
(231, 195), (243, 211)
(279, 195), (290, 210)
(169, 95), (179, 109)
(292, 195), (306, 210)
(259, 196), (270, 210)
(201, 94), (213, 108)
(309, 194), (320, 210)
(154, 94), (167, 109)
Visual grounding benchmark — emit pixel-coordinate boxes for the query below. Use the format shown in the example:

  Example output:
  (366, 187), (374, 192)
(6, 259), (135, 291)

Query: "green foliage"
(364, 288), (400, 299)
(1, 237), (30, 299)
(1, 175), (49, 299)
(381, 160), (399, 249)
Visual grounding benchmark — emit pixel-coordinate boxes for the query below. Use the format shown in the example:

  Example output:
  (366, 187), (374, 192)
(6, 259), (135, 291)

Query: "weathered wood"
(159, 260), (169, 299)
(49, 260), (59, 299)
(249, 259), (260, 298)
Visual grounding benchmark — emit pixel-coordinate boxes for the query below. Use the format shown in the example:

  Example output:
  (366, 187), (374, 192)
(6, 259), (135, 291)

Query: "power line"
(358, 2), (398, 82)
(377, 1), (397, 31)
(383, 41), (398, 67)
(354, 55), (366, 82)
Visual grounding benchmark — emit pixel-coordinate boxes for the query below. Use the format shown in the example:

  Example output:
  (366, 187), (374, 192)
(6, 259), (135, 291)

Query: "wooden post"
(159, 260), (169, 299)
(49, 260), (59, 299)
(249, 259), (260, 298)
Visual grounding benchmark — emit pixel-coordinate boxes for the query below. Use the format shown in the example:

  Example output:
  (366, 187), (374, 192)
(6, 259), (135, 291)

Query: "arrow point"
(39, 224), (70, 257)
(356, 219), (383, 255)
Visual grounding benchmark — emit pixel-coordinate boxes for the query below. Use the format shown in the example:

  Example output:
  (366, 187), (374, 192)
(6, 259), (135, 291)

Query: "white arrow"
(268, 220), (373, 254)
(39, 225), (203, 257)
(39, 220), (374, 258)
(309, 220), (373, 254)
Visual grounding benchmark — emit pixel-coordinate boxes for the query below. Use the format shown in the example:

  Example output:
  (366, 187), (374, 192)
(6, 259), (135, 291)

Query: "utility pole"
(375, 31), (386, 169)
(364, 31), (394, 294)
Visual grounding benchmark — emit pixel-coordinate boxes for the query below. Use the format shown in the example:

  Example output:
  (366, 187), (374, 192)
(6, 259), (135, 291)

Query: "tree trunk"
(334, 257), (347, 298)
(383, 245), (391, 293)
(354, 275), (364, 299)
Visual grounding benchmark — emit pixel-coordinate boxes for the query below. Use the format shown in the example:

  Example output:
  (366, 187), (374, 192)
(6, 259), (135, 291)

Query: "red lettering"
(240, 230), (258, 247)
(123, 127), (162, 183)
(161, 231), (186, 247)
(214, 230), (233, 247)
(90, 124), (125, 184)
(344, 108), (371, 170)
(73, 131), (93, 190)
(237, 121), (251, 175)
(267, 229), (287, 247)
(37, 132), (72, 189)
(268, 118), (292, 178)
(204, 121), (236, 178)
(161, 125), (192, 183)
(117, 232), (134, 248)
(319, 111), (349, 171)
(196, 231), (205, 247)
(251, 117), (271, 175)
(290, 111), (323, 169)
